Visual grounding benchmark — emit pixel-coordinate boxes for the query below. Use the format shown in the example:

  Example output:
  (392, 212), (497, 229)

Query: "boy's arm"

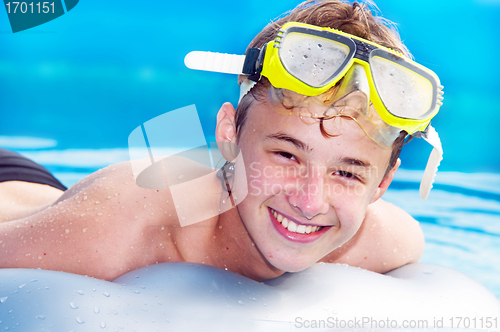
(0, 162), (166, 280)
(319, 198), (424, 273)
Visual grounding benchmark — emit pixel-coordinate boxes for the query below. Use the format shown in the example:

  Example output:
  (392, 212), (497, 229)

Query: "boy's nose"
(286, 173), (330, 220)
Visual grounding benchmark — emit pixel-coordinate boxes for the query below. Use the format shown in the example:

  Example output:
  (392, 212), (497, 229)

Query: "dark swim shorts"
(0, 148), (67, 191)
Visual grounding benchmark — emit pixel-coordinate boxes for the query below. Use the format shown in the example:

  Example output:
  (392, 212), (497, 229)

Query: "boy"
(0, 0), (442, 281)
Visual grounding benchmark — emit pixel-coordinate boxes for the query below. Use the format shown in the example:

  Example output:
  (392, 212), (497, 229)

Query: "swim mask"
(184, 22), (443, 200)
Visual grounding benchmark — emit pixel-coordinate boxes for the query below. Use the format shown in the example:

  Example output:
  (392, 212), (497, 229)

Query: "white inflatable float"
(0, 263), (499, 331)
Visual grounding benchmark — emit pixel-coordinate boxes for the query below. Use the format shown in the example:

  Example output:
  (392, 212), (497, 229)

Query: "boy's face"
(234, 98), (395, 272)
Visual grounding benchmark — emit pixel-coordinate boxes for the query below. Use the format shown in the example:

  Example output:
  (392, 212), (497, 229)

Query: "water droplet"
(82, 228), (87, 233)
(35, 315), (45, 320)
(95, 201), (100, 205)
(100, 322), (106, 328)
(238, 300), (244, 305)
(303, 54), (308, 59)
(177, 175), (184, 180)
(83, 196), (87, 200)
(69, 302), (78, 309)
(77, 290), (84, 295)
(130, 246), (134, 249)
(103, 292), (110, 297)
(0, 296), (7, 303)
(18, 284), (26, 289)
(134, 290), (140, 294)
(65, 229), (70, 234)
(94, 307), (100, 314)
(76, 317), (85, 324)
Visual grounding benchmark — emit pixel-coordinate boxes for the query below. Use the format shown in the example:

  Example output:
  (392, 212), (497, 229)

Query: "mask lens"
(370, 52), (434, 119)
(279, 32), (350, 87)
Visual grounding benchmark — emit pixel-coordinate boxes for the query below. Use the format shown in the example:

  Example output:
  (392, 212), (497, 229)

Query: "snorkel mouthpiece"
(417, 125), (443, 200)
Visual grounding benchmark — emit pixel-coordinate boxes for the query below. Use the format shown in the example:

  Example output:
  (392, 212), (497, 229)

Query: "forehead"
(239, 99), (392, 167)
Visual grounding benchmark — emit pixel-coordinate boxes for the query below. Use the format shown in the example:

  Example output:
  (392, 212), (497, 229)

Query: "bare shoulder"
(320, 199), (424, 273)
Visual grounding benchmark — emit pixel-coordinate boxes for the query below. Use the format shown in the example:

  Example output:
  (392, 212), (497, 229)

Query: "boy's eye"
(275, 151), (296, 161)
(333, 170), (358, 180)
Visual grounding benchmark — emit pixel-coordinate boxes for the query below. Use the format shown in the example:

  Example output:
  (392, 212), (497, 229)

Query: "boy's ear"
(215, 102), (238, 161)
(369, 158), (401, 204)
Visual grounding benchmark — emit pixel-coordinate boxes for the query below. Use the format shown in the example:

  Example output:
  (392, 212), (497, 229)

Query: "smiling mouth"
(270, 208), (323, 234)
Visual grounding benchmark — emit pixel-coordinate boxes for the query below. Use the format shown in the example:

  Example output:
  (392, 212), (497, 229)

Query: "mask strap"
(420, 125), (443, 200)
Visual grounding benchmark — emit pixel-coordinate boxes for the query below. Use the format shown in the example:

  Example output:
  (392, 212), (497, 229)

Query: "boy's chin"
(267, 256), (316, 274)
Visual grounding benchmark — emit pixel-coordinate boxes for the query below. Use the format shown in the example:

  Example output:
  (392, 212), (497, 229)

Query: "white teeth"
(271, 209), (322, 234)
(296, 225), (306, 234)
(306, 225), (312, 234)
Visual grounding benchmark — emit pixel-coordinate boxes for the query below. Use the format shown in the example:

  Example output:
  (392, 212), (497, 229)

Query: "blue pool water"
(0, 0), (499, 302)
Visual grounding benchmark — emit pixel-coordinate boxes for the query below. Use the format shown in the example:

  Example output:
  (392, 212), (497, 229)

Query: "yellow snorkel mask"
(184, 22), (444, 200)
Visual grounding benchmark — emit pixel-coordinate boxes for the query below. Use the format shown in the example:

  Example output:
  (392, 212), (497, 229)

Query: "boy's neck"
(208, 208), (285, 281)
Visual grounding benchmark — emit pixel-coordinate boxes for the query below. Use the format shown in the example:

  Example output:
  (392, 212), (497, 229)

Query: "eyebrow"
(339, 157), (373, 169)
(265, 133), (313, 152)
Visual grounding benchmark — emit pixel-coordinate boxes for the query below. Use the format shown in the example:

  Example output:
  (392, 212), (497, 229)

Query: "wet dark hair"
(235, 0), (410, 178)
